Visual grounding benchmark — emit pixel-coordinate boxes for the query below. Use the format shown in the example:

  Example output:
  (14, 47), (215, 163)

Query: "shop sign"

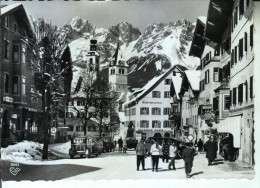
(11, 114), (17, 119)
(142, 101), (162, 104)
(3, 96), (13, 103)
(202, 105), (212, 110)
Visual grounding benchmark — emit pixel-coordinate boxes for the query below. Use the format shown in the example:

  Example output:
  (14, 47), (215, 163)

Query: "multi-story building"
(169, 66), (187, 139)
(123, 65), (186, 139)
(217, 0), (254, 165)
(179, 70), (200, 142)
(189, 0), (254, 166)
(0, 4), (44, 146)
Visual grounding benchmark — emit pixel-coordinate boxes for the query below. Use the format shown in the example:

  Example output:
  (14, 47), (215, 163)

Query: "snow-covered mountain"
(59, 17), (200, 89)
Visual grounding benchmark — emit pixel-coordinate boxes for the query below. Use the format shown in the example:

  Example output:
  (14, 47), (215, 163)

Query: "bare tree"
(32, 19), (72, 159)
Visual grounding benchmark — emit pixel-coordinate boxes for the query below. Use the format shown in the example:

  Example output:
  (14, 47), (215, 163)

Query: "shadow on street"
(190, 171), (204, 177)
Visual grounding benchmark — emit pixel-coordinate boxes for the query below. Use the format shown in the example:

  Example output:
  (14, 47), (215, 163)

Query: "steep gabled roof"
(124, 65), (187, 108)
(179, 70), (200, 97)
(0, 3), (35, 37)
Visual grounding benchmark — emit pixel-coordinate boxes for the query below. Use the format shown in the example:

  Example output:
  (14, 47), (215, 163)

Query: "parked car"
(96, 137), (114, 152)
(69, 136), (99, 158)
(145, 137), (186, 159)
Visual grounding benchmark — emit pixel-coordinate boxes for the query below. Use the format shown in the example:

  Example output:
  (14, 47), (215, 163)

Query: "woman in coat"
(168, 142), (177, 170)
(136, 139), (147, 171)
(162, 139), (170, 163)
(150, 140), (162, 172)
(206, 136), (218, 165)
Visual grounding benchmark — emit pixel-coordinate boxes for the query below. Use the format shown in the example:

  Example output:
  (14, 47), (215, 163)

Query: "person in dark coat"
(197, 139), (204, 152)
(162, 139), (170, 163)
(136, 139), (147, 171)
(206, 136), (218, 165)
(118, 137), (123, 153)
(182, 142), (195, 178)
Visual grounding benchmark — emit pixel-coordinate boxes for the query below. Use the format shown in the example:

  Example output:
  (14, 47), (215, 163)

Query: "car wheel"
(80, 154), (83, 158)
(70, 155), (74, 159)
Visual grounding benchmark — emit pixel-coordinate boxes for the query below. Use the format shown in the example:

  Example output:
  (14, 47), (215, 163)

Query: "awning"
(217, 115), (242, 148)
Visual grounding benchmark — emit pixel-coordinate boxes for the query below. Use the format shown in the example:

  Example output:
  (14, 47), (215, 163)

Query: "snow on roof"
(185, 70), (201, 91)
(171, 75), (183, 100)
(116, 92), (125, 102)
(125, 68), (172, 106)
(198, 16), (207, 24)
(0, 3), (35, 33)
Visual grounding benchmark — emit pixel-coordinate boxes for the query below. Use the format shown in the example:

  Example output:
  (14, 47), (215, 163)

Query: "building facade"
(123, 66), (187, 139)
(0, 4), (43, 146)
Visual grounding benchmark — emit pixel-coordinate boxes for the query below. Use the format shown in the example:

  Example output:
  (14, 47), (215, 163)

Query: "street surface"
(1, 149), (254, 181)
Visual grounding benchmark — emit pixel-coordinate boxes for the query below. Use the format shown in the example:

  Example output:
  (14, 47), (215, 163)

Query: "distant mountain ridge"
(54, 17), (200, 89)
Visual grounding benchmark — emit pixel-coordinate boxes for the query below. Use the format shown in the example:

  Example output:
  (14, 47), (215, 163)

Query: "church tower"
(86, 39), (99, 73)
(109, 43), (128, 92)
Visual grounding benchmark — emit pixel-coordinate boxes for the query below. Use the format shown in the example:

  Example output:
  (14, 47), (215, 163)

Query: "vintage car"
(96, 137), (114, 152)
(69, 136), (99, 158)
(145, 137), (186, 159)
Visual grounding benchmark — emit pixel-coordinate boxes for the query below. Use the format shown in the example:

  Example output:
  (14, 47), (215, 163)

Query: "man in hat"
(182, 142), (195, 178)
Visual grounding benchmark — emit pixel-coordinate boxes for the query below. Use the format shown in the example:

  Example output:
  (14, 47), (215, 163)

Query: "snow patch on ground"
(1, 141), (43, 162)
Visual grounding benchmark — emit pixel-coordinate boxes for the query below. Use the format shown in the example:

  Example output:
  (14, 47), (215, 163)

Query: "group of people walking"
(135, 139), (184, 173)
(135, 135), (226, 178)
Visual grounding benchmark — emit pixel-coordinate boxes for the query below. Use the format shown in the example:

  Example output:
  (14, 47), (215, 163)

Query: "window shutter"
(239, 0), (244, 15)
(250, 25), (254, 47)
(250, 76), (253, 99)
(235, 46), (237, 63)
(233, 88), (237, 105)
(219, 68), (223, 82)
(230, 90), (232, 106)
(239, 38), (243, 60)
(244, 32), (248, 52)
(245, 81), (248, 102)
(238, 84), (243, 103)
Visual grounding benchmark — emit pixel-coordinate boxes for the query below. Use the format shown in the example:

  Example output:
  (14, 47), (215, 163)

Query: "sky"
(0, 0), (210, 32)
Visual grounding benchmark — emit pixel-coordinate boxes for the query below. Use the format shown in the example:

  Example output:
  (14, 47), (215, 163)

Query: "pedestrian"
(206, 136), (218, 165)
(168, 142), (177, 170)
(197, 138), (203, 152)
(114, 140), (117, 151)
(182, 142), (195, 178)
(162, 139), (170, 163)
(150, 140), (162, 172)
(118, 137), (123, 153)
(136, 139), (147, 171)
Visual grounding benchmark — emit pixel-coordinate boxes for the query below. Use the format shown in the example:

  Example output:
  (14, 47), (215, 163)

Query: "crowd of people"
(133, 134), (235, 178)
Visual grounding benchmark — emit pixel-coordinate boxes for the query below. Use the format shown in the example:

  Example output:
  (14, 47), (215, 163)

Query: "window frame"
(12, 75), (20, 94)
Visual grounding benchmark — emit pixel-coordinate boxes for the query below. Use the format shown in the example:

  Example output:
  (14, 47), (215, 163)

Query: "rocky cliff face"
(50, 17), (199, 89)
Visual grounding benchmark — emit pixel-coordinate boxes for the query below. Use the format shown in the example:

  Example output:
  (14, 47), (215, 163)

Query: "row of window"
(230, 76), (254, 106)
(213, 96), (230, 111)
(152, 91), (170, 98)
(4, 16), (18, 32)
(231, 26), (253, 66)
(139, 120), (174, 128)
(110, 68), (126, 75)
(4, 74), (26, 95)
(125, 107), (172, 116)
(4, 40), (26, 63)
(200, 65), (231, 91)
(232, 0), (250, 32)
